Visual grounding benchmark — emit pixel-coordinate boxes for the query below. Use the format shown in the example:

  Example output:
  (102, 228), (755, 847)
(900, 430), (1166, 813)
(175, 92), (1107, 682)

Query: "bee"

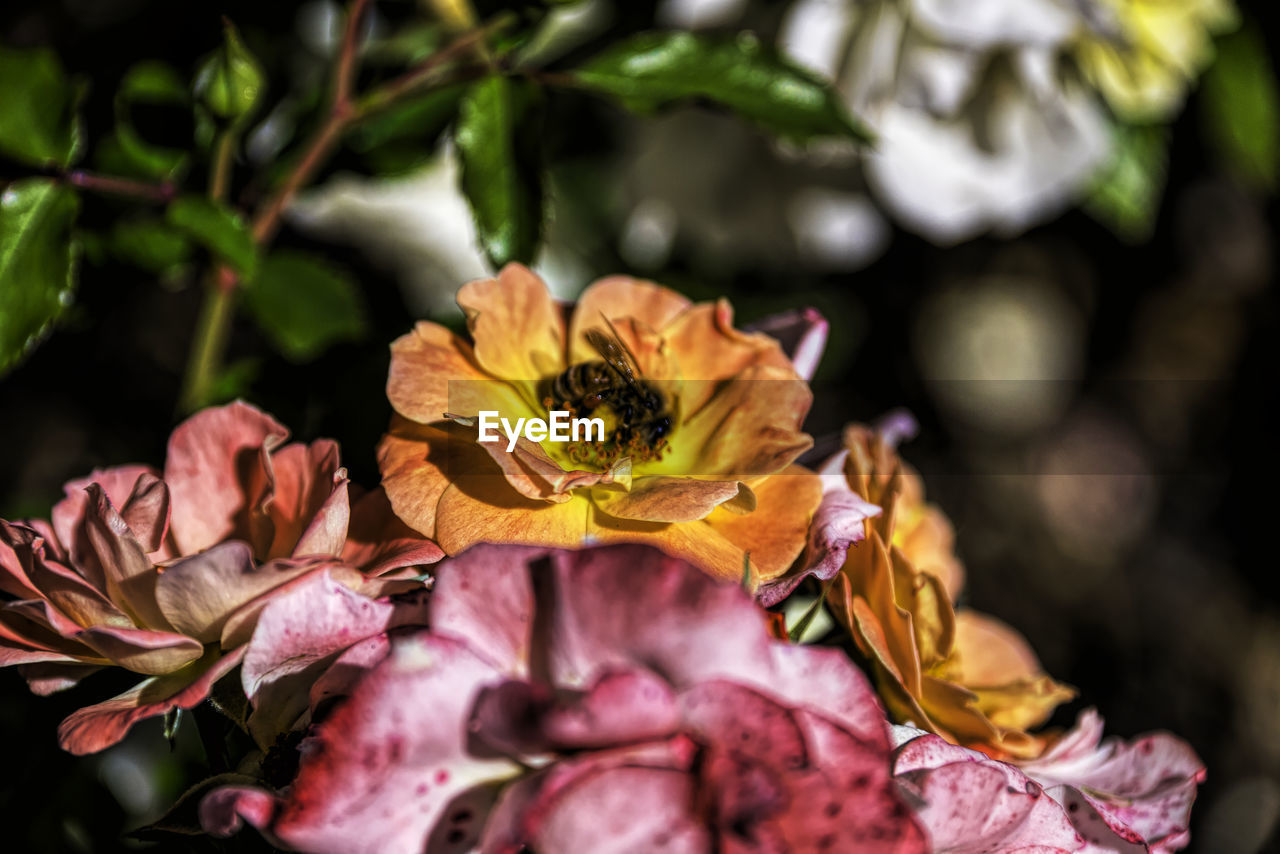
(544, 321), (673, 464)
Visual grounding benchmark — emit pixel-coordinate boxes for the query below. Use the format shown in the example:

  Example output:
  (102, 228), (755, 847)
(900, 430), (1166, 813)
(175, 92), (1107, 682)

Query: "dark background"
(2, 0), (1277, 850)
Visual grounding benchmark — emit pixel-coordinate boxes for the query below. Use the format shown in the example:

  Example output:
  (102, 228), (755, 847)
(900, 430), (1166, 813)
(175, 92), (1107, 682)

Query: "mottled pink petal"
(241, 571), (430, 747)
(544, 546), (774, 690)
(217, 559), (366, 650)
(242, 633), (521, 854)
(200, 786), (280, 839)
(430, 544), (538, 675)
(58, 646), (246, 755)
(746, 308), (829, 382)
(165, 401), (287, 555)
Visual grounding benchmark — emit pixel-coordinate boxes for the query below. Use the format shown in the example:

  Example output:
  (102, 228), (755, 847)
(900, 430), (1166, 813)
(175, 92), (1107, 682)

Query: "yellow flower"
(828, 425), (1073, 759)
(1077, 0), (1238, 121)
(378, 264), (823, 586)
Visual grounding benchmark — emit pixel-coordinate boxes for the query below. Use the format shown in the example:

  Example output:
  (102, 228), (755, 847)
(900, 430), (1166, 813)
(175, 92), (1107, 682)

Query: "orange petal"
(593, 476), (752, 523)
(378, 418), (494, 540)
(458, 264), (566, 384)
(844, 532), (923, 697)
(588, 513), (755, 585)
(951, 610), (1047, 686)
(387, 321), (532, 424)
(569, 276), (691, 364)
(703, 465), (821, 581)
(662, 299), (796, 413)
(459, 420), (615, 503)
(433, 479), (591, 554)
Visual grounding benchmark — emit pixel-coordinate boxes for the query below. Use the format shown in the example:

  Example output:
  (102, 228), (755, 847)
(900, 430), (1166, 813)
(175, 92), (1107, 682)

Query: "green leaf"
(243, 251), (367, 362)
(1085, 123), (1168, 244)
(570, 31), (872, 144)
(1202, 26), (1280, 192)
(454, 74), (545, 268)
(114, 61), (191, 179)
(349, 83), (467, 175)
(0, 46), (84, 167)
(0, 180), (81, 374)
(110, 218), (193, 273)
(166, 196), (258, 276)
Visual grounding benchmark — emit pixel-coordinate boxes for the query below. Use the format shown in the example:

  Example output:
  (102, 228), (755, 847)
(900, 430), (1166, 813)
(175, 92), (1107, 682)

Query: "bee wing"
(584, 322), (644, 387)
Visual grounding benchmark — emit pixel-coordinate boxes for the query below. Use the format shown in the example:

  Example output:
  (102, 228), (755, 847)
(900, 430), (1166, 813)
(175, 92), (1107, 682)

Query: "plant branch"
(63, 169), (176, 203)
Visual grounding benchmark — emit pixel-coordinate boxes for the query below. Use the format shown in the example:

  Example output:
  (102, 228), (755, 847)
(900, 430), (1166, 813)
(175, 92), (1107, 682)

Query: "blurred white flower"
(288, 143), (585, 316)
(780, 0), (1112, 244)
(657, 0), (748, 30)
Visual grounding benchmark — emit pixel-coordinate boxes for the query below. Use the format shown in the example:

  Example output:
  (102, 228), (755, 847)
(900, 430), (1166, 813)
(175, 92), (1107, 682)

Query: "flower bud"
(194, 20), (264, 123)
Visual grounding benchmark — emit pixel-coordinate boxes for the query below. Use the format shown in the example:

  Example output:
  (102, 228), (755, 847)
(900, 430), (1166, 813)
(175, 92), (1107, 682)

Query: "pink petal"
(1, 520), (131, 629)
(82, 483), (170, 628)
(430, 545), (538, 675)
(165, 401), (287, 555)
(343, 486), (444, 576)
(57, 646), (246, 755)
(543, 546), (775, 690)
(217, 559), (367, 650)
(17, 660), (103, 695)
(1, 519), (45, 599)
(51, 464), (158, 580)
(74, 624), (204, 675)
(259, 633), (521, 854)
(200, 786), (280, 839)
(746, 308), (829, 382)
(757, 455), (881, 605)
(265, 440), (346, 560)
(241, 571), (430, 747)
(119, 471), (172, 555)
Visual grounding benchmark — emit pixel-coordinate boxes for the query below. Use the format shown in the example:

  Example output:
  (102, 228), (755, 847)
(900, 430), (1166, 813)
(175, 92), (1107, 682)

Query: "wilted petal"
(58, 646), (246, 755)
(165, 401), (287, 554)
(83, 484), (170, 629)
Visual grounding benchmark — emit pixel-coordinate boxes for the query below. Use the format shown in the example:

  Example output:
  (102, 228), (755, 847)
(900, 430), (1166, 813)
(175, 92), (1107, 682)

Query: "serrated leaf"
(243, 251), (367, 362)
(166, 196), (258, 276)
(110, 218), (192, 273)
(115, 61), (191, 179)
(1085, 124), (1168, 244)
(454, 74), (545, 268)
(1202, 26), (1280, 192)
(0, 47), (83, 167)
(0, 180), (81, 374)
(571, 31), (872, 144)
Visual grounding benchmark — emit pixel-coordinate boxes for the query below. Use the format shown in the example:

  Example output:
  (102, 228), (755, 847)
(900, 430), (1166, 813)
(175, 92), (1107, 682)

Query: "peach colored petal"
(75, 624), (204, 675)
(587, 511), (755, 585)
(459, 420), (615, 503)
(1, 521), (131, 629)
(378, 418), (494, 540)
(568, 275), (691, 364)
(662, 299), (796, 413)
(593, 476), (751, 524)
(653, 364), (812, 479)
(82, 484), (171, 630)
(433, 480), (591, 554)
(387, 320), (491, 423)
(18, 661), (103, 695)
(165, 401), (287, 554)
(154, 541), (283, 643)
(704, 465), (822, 583)
(951, 610), (1046, 686)
(458, 264), (566, 384)
(58, 646), (246, 755)
(892, 552), (955, 670)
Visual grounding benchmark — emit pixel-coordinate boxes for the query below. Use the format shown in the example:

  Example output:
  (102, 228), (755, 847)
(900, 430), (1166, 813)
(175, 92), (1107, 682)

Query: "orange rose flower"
(379, 264), (823, 589)
(828, 422), (1073, 758)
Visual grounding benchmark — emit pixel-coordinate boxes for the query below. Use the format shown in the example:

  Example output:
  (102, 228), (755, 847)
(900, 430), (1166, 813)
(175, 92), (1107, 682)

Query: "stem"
(63, 170), (175, 203)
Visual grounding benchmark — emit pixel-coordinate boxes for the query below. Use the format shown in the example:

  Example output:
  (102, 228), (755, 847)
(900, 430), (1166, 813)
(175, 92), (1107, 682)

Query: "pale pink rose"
(892, 709), (1205, 853)
(202, 544), (928, 853)
(0, 401), (441, 754)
